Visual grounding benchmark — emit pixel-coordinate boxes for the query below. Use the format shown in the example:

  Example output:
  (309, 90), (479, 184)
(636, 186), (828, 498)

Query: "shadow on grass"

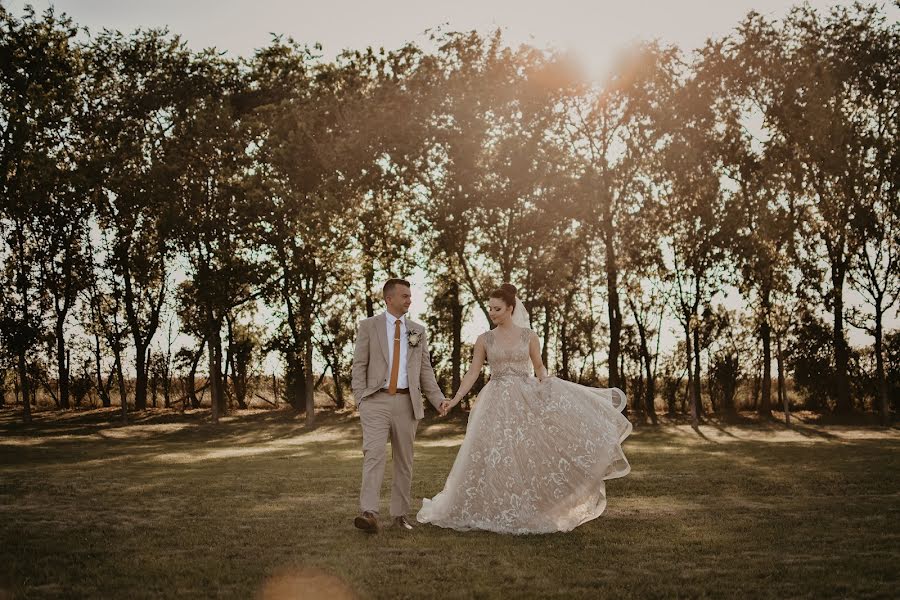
(1, 406), (898, 599)
(0, 406), (363, 471)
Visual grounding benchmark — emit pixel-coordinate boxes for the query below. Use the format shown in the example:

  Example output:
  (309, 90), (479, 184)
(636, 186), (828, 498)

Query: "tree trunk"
(92, 330), (111, 407)
(18, 351), (31, 424)
(133, 341), (149, 410)
(633, 368), (644, 419)
(832, 271), (851, 413)
(605, 232), (622, 389)
(364, 266), (375, 318)
(282, 291), (308, 412)
(456, 250), (490, 324)
(15, 226), (33, 423)
(584, 254), (599, 378)
(631, 298), (657, 423)
(109, 296), (129, 419)
(226, 315), (248, 410)
(332, 358), (345, 409)
(692, 323), (702, 421)
(750, 371), (759, 411)
(644, 352), (657, 425)
(685, 323), (698, 427)
(162, 367), (170, 408)
(55, 315), (70, 409)
(88, 288), (114, 408)
(120, 248), (165, 412)
(542, 304), (551, 368)
(289, 353), (307, 412)
(215, 328), (226, 416)
(160, 324), (173, 408)
(272, 373), (279, 405)
(208, 309), (225, 423)
(759, 314), (772, 417)
(648, 306), (663, 425)
(777, 335), (789, 425)
(450, 281), (462, 392)
(304, 327), (315, 426)
(115, 354), (128, 423)
(873, 300), (889, 425)
(188, 337), (205, 409)
(223, 320), (232, 406)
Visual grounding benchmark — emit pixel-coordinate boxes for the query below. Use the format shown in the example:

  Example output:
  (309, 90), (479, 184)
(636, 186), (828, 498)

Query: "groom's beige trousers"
(359, 390), (418, 517)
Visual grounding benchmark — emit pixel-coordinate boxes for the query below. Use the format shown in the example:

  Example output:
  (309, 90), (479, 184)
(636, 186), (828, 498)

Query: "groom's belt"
(381, 387), (410, 394)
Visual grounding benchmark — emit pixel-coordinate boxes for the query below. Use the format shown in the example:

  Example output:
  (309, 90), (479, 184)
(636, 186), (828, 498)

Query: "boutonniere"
(407, 328), (423, 348)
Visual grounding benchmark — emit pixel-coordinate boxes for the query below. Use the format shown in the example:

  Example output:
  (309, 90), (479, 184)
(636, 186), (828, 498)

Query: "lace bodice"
(483, 327), (535, 379)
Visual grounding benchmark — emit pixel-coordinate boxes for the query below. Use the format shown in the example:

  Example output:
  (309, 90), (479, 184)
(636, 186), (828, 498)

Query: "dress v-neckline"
(489, 326), (526, 354)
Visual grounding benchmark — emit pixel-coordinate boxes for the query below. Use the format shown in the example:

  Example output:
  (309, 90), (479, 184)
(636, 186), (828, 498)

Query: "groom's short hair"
(383, 278), (411, 297)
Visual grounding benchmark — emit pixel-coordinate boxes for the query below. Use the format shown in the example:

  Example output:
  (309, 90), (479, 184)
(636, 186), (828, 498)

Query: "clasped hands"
(438, 397), (458, 417)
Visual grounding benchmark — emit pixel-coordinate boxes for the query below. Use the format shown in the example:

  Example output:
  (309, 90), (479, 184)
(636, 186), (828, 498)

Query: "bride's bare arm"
(529, 331), (548, 380)
(451, 335), (487, 405)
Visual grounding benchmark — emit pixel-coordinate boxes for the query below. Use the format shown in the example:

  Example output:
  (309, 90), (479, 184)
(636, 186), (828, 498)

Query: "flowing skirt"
(417, 375), (632, 534)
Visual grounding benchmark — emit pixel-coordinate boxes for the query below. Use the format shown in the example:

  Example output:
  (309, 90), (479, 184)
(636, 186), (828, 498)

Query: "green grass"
(0, 406), (898, 599)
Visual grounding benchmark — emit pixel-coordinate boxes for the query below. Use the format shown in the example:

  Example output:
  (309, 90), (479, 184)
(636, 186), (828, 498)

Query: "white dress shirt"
(384, 312), (409, 389)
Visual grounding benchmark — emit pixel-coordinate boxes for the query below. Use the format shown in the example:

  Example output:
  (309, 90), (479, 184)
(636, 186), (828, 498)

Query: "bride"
(417, 283), (632, 534)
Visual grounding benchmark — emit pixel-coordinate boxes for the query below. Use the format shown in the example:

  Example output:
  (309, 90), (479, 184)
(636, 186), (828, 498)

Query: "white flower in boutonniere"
(407, 329), (423, 348)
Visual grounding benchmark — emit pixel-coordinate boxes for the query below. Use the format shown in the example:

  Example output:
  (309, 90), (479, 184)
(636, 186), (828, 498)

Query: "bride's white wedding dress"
(417, 326), (632, 534)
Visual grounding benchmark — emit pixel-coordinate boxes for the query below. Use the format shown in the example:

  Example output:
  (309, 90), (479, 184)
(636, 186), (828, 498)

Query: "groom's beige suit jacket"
(351, 313), (444, 420)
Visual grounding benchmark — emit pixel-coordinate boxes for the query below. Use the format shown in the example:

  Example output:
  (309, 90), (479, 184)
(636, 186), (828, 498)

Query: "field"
(0, 406), (898, 599)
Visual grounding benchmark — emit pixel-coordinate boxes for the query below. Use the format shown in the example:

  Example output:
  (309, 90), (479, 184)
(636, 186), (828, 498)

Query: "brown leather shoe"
(392, 516), (414, 530)
(354, 511), (380, 533)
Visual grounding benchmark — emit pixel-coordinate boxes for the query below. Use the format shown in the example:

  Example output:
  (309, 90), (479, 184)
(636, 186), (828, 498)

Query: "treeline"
(0, 3), (897, 425)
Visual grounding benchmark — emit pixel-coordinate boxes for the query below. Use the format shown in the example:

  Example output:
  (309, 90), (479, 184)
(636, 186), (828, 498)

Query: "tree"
(86, 28), (202, 411)
(407, 30), (574, 389)
(250, 39), (364, 424)
(848, 169), (900, 424)
(171, 52), (268, 423)
(224, 313), (262, 410)
(407, 29), (518, 390)
(558, 41), (679, 390)
(708, 27), (803, 418)
(341, 45), (424, 318)
(81, 238), (129, 410)
(766, 5), (897, 412)
(38, 176), (93, 410)
(174, 279), (208, 410)
(315, 298), (356, 410)
(845, 13), (900, 424)
(620, 209), (667, 424)
(0, 6), (83, 421)
(655, 63), (731, 427)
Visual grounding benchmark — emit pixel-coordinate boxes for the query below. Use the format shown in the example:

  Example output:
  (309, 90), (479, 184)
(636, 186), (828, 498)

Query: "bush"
(785, 311), (835, 411)
(708, 352), (740, 412)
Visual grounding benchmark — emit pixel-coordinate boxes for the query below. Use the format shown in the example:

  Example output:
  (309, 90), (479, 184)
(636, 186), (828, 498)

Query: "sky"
(8, 1), (894, 82)
(6, 0), (895, 365)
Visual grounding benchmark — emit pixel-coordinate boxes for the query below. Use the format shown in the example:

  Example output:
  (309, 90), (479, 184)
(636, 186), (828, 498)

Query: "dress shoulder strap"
(520, 327), (534, 346)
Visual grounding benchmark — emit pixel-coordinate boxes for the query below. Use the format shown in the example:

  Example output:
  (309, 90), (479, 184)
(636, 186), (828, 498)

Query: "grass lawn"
(0, 406), (898, 599)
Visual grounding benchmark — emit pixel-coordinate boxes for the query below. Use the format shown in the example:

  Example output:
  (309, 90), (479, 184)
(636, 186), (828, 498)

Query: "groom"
(351, 278), (450, 533)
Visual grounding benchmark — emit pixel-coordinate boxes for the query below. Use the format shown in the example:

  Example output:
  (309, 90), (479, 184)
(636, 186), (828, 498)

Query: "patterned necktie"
(388, 319), (401, 394)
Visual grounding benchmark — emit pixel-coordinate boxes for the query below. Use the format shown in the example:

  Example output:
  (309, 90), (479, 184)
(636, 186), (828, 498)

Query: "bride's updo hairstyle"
(489, 283), (517, 314)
